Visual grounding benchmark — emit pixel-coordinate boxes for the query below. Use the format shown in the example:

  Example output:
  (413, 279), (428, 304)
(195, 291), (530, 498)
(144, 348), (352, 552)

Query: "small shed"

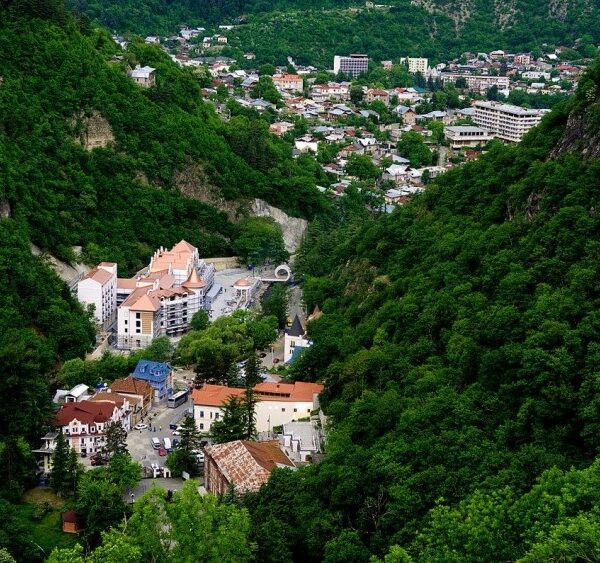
(62, 511), (83, 534)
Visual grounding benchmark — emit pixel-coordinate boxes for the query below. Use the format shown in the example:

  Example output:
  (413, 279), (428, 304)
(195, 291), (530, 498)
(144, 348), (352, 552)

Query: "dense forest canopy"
(69, 0), (600, 63)
(243, 59), (600, 560)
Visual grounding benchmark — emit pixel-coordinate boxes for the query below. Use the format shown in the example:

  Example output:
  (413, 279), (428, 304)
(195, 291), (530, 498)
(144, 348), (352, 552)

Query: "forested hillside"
(0, 0), (324, 502)
(243, 59), (600, 561)
(71, 0), (600, 63)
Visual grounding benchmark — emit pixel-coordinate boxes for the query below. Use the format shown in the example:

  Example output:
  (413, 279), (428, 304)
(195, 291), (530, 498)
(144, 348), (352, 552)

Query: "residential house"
(294, 136), (318, 153)
(272, 74), (303, 92)
(269, 121), (295, 136)
(354, 136), (379, 155)
(128, 66), (156, 88)
(109, 376), (154, 424)
(54, 384), (90, 404)
(32, 432), (60, 475)
(365, 88), (390, 105)
(310, 82), (350, 102)
(193, 381), (324, 433)
(393, 105), (417, 125)
(132, 360), (174, 403)
(55, 399), (132, 455)
(204, 440), (295, 495)
(383, 164), (410, 185)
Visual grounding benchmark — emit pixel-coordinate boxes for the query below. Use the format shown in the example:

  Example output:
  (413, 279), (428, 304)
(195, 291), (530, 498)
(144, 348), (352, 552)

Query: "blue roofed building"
(132, 360), (174, 403)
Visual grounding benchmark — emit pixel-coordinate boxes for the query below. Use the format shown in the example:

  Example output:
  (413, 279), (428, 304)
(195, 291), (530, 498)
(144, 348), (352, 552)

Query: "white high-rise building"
(333, 54), (369, 77)
(77, 262), (117, 326)
(473, 101), (549, 143)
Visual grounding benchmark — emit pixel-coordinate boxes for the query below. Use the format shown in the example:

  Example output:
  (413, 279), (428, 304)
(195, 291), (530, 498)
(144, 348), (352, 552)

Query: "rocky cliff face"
(72, 110), (114, 150)
(550, 108), (600, 159)
(251, 199), (308, 254)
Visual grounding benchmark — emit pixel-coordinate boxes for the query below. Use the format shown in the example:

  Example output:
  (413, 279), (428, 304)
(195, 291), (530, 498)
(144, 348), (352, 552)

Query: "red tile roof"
(55, 401), (116, 426)
(110, 376), (153, 397)
(205, 440), (294, 493)
(192, 382), (324, 406)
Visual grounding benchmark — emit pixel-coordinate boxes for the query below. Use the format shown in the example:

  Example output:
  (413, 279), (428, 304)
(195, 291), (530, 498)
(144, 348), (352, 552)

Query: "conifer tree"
(104, 421), (128, 457)
(50, 430), (69, 496)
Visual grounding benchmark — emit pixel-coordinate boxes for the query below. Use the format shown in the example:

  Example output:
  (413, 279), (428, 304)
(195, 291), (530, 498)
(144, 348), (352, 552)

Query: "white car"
(134, 423), (148, 430)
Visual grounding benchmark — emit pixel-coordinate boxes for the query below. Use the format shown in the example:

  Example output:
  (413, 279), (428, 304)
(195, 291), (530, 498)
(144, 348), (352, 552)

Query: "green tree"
(262, 284), (289, 329)
(211, 396), (248, 443)
(396, 131), (434, 167)
(250, 76), (281, 105)
(350, 85), (364, 104)
(50, 431), (70, 496)
(190, 309), (210, 332)
(167, 414), (202, 476)
(345, 154), (380, 180)
(233, 217), (289, 266)
(104, 421), (128, 457)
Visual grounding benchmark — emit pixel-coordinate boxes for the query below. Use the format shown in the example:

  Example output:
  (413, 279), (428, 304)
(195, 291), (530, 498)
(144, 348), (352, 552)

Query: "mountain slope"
(70, 0), (600, 62)
(244, 59), (600, 561)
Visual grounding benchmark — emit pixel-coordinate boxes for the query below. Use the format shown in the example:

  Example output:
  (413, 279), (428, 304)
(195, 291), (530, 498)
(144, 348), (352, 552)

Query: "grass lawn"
(16, 488), (80, 557)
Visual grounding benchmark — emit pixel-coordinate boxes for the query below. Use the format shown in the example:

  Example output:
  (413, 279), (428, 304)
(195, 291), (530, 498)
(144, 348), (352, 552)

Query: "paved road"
(127, 398), (192, 470)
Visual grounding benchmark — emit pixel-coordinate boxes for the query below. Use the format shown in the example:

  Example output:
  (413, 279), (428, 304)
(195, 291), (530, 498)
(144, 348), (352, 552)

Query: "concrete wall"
(251, 199), (308, 254)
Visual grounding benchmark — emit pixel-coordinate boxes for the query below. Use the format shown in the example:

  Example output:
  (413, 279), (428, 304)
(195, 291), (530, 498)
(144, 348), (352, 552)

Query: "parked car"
(158, 447), (167, 457)
(273, 358), (280, 364)
(134, 423), (148, 430)
(80, 451), (87, 458)
(259, 352), (267, 358)
(172, 438), (180, 448)
(90, 454), (106, 466)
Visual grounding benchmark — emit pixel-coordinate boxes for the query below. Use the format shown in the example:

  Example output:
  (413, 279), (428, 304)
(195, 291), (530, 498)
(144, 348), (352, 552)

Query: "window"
(136, 313), (141, 319)
(136, 321), (141, 327)
(215, 413), (220, 420)
(200, 423), (204, 430)
(124, 320), (128, 325)
(136, 328), (140, 334)
(294, 408), (297, 412)
(124, 328), (128, 333)
(281, 408), (286, 412)
(210, 412), (213, 419)
(199, 411), (204, 418)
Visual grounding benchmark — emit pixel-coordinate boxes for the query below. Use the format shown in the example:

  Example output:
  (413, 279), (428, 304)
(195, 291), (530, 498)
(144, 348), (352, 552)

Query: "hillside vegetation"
(243, 59), (600, 561)
(71, 0), (600, 63)
(0, 0), (324, 505)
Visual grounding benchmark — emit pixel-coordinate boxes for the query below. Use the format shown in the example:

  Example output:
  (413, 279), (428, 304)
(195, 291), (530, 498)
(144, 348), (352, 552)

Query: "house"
(269, 121), (294, 136)
(215, 35), (228, 44)
(279, 421), (321, 463)
(32, 432), (60, 475)
(132, 360), (174, 403)
(416, 110), (451, 124)
(272, 74), (303, 92)
(284, 315), (311, 362)
(383, 164), (410, 185)
(365, 88), (390, 105)
(294, 136), (318, 153)
(381, 60), (393, 70)
(128, 66), (156, 88)
(53, 384), (91, 404)
(77, 263), (117, 326)
(193, 381), (324, 433)
(55, 399), (131, 455)
(354, 137), (379, 155)
(204, 440), (295, 495)
(109, 376), (154, 424)
(310, 82), (350, 102)
(62, 511), (83, 534)
(393, 105), (417, 125)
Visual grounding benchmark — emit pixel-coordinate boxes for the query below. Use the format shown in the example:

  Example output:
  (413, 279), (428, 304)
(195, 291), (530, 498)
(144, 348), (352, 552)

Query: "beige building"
(473, 101), (548, 143)
(128, 66), (156, 88)
(272, 74), (304, 92)
(402, 57), (428, 74)
(441, 73), (509, 93)
(192, 381), (324, 433)
(77, 262), (117, 326)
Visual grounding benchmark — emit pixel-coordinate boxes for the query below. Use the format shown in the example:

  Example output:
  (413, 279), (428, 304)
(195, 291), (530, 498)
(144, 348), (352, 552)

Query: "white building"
(401, 57), (429, 74)
(444, 125), (494, 149)
(80, 240), (215, 350)
(333, 54), (369, 77)
(192, 381), (324, 433)
(284, 315), (311, 362)
(473, 101), (548, 143)
(279, 421), (321, 463)
(77, 262), (117, 326)
(440, 73), (510, 93)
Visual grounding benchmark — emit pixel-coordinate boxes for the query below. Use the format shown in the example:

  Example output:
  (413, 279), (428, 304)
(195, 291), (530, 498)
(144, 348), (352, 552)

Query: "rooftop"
(133, 360), (172, 383)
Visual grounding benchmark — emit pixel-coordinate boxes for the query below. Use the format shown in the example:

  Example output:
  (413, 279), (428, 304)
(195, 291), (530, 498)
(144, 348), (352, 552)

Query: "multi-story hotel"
(333, 54), (369, 77)
(78, 240), (216, 350)
(444, 125), (494, 149)
(77, 262), (117, 326)
(473, 101), (548, 143)
(401, 57), (429, 74)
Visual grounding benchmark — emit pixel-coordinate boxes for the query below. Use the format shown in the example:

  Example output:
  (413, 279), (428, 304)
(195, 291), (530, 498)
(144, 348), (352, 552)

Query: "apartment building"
(440, 73), (510, 93)
(473, 101), (548, 143)
(401, 57), (428, 74)
(333, 54), (369, 77)
(77, 262), (117, 326)
(444, 125), (494, 148)
(310, 82), (350, 102)
(272, 73), (304, 92)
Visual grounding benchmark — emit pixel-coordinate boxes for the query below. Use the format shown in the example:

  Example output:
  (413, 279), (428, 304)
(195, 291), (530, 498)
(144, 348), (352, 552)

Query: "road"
(126, 397), (192, 470)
